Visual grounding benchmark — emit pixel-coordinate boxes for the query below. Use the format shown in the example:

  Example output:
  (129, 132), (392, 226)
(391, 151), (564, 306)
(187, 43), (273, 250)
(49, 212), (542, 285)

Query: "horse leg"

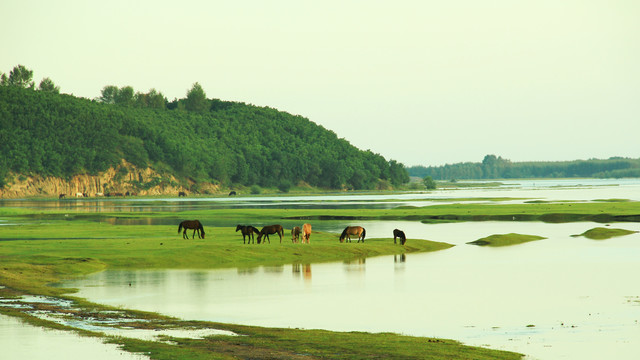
(183, 229), (188, 239)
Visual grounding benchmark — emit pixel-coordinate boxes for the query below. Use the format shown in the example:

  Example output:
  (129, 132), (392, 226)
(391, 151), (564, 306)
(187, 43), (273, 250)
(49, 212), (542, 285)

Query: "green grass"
(573, 227), (638, 240)
(467, 233), (546, 247)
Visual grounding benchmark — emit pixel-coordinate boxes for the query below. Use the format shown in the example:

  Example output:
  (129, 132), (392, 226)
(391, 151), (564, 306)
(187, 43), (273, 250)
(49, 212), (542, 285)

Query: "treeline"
(0, 70), (408, 191)
(409, 155), (640, 180)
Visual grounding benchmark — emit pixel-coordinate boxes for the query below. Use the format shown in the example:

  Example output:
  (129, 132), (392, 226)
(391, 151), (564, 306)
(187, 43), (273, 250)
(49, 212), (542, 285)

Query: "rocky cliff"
(0, 160), (219, 198)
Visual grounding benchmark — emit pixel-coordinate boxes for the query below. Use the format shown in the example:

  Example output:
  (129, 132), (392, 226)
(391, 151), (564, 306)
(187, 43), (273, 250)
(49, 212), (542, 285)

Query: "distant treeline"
(0, 77), (408, 190)
(409, 155), (640, 180)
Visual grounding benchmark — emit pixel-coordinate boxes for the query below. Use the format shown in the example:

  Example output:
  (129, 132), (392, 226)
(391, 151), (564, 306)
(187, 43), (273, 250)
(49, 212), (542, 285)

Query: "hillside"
(0, 86), (408, 197)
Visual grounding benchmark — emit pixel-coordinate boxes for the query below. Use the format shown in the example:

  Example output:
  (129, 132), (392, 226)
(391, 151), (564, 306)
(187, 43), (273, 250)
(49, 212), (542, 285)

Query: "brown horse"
(178, 220), (205, 239)
(340, 226), (366, 243)
(291, 226), (301, 243)
(393, 229), (407, 245)
(258, 225), (284, 244)
(302, 223), (312, 244)
(236, 225), (260, 244)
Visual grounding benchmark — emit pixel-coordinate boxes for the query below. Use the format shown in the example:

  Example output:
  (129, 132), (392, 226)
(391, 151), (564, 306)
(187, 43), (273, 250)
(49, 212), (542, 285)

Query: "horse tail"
(178, 223), (183, 233)
(361, 228), (366, 241)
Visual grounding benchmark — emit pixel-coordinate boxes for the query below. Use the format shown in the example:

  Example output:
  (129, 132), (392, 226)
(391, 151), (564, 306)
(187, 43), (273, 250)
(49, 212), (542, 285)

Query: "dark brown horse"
(339, 226), (366, 243)
(178, 220), (205, 239)
(258, 225), (284, 244)
(393, 229), (407, 245)
(178, 191), (187, 197)
(236, 225), (260, 244)
(291, 226), (301, 243)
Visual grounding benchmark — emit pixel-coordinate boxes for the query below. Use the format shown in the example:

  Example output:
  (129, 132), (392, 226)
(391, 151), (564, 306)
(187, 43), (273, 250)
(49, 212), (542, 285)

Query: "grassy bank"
(0, 220), (452, 295)
(0, 210), (525, 359)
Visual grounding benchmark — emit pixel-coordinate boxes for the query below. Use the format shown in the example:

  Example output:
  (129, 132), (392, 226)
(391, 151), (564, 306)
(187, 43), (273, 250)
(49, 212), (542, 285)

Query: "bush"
(250, 185), (262, 194)
(278, 180), (292, 193)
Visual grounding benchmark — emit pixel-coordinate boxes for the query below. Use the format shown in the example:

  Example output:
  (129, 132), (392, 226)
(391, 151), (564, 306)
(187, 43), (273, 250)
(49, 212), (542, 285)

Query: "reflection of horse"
(178, 220), (205, 239)
(236, 225), (260, 244)
(340, 226), (366, 243)
(393, 229), (407, 245)
(291, 226), (301, 243)
(178, 191), (187, 197)
(258, 225), (284, 244)
(302, 223), (312, 244)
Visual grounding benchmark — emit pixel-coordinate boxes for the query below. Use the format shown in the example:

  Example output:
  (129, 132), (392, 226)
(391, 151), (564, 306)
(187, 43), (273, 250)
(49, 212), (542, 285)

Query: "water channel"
(2, 179), (640, 359)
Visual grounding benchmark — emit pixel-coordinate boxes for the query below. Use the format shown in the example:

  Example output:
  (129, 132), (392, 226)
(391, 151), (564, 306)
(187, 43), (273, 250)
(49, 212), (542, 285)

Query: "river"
(2, 179), (640, 359)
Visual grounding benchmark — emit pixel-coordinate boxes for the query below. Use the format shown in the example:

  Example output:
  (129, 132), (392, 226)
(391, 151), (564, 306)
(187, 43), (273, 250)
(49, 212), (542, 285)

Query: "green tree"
(423, 175), (437, 189)
(38, 77), (60, 93)
(146, 88), (166, 109)
(114, 86), (134, 106)
(3, 65), (34, 88)
(185, 82), (208, 112)
(99, 85), (119, 104)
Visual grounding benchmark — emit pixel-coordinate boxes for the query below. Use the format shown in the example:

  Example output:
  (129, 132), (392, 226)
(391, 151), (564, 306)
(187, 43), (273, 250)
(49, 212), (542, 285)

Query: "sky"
(1, 0), (639, 167)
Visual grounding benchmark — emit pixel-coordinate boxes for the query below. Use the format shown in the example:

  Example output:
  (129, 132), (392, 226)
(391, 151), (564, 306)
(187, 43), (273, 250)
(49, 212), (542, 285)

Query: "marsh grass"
(467, 233), (546, 247)
(573, 227), (638, 240)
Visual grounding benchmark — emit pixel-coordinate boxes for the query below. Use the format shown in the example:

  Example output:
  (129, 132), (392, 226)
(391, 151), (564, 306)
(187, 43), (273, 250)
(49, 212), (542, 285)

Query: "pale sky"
(2, 0), (639, 167)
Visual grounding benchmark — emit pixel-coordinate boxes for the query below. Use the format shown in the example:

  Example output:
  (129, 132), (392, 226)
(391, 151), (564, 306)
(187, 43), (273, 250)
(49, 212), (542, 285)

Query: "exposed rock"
(0, 160), (218, 198)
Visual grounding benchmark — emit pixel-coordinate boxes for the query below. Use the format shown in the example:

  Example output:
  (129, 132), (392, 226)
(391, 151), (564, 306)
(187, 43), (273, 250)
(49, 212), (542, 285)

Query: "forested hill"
(409, 155), (640, 180)
(0, 86), (408, 191)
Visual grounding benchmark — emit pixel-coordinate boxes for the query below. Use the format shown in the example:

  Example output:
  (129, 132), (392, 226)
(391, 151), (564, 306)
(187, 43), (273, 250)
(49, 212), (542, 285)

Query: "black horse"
(257, 225), (284, 244)
(236, 225), (260, 244)
(178, 220), (205, 239)
(229, 191), (237, 196)
(178, 191), (187, 197)
(393, 229), (406, 245)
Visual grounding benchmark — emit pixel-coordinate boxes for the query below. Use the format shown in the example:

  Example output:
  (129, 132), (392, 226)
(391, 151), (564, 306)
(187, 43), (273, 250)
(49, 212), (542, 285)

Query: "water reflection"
(292, 264), (312, 282)
(343, 258), (366, 273)
(393, 254), (406, 272)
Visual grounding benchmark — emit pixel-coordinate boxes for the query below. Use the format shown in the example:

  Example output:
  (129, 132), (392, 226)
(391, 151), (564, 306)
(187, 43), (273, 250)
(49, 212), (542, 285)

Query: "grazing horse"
(58, 194), (66, 199)
(228, 191), (237, 196)
(236, 225), (260, 244)
(178, 220), (205, 239)
(302, 223), (312, 244)
(339, 226), (366, 243)
(258, 225), (284, 244)
(393, 229), (407, 245)
(291, 226), (301, 243)
(178, 191), (187, 197)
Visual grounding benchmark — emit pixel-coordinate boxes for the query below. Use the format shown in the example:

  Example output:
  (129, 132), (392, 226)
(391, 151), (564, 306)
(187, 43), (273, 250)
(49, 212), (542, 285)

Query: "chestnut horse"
(340, 226), (366, 243)
(236, 225), (260, 244)
(393, 229), (407, 245)
(258, 225), (284, 244)
(291, 226), (301, 243)
(178, 220), (205, 239)
(302, 223), (312, 244)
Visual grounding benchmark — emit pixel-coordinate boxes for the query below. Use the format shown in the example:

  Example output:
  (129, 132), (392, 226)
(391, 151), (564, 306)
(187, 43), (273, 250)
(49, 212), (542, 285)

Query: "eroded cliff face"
(0, 161), (219, 198)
